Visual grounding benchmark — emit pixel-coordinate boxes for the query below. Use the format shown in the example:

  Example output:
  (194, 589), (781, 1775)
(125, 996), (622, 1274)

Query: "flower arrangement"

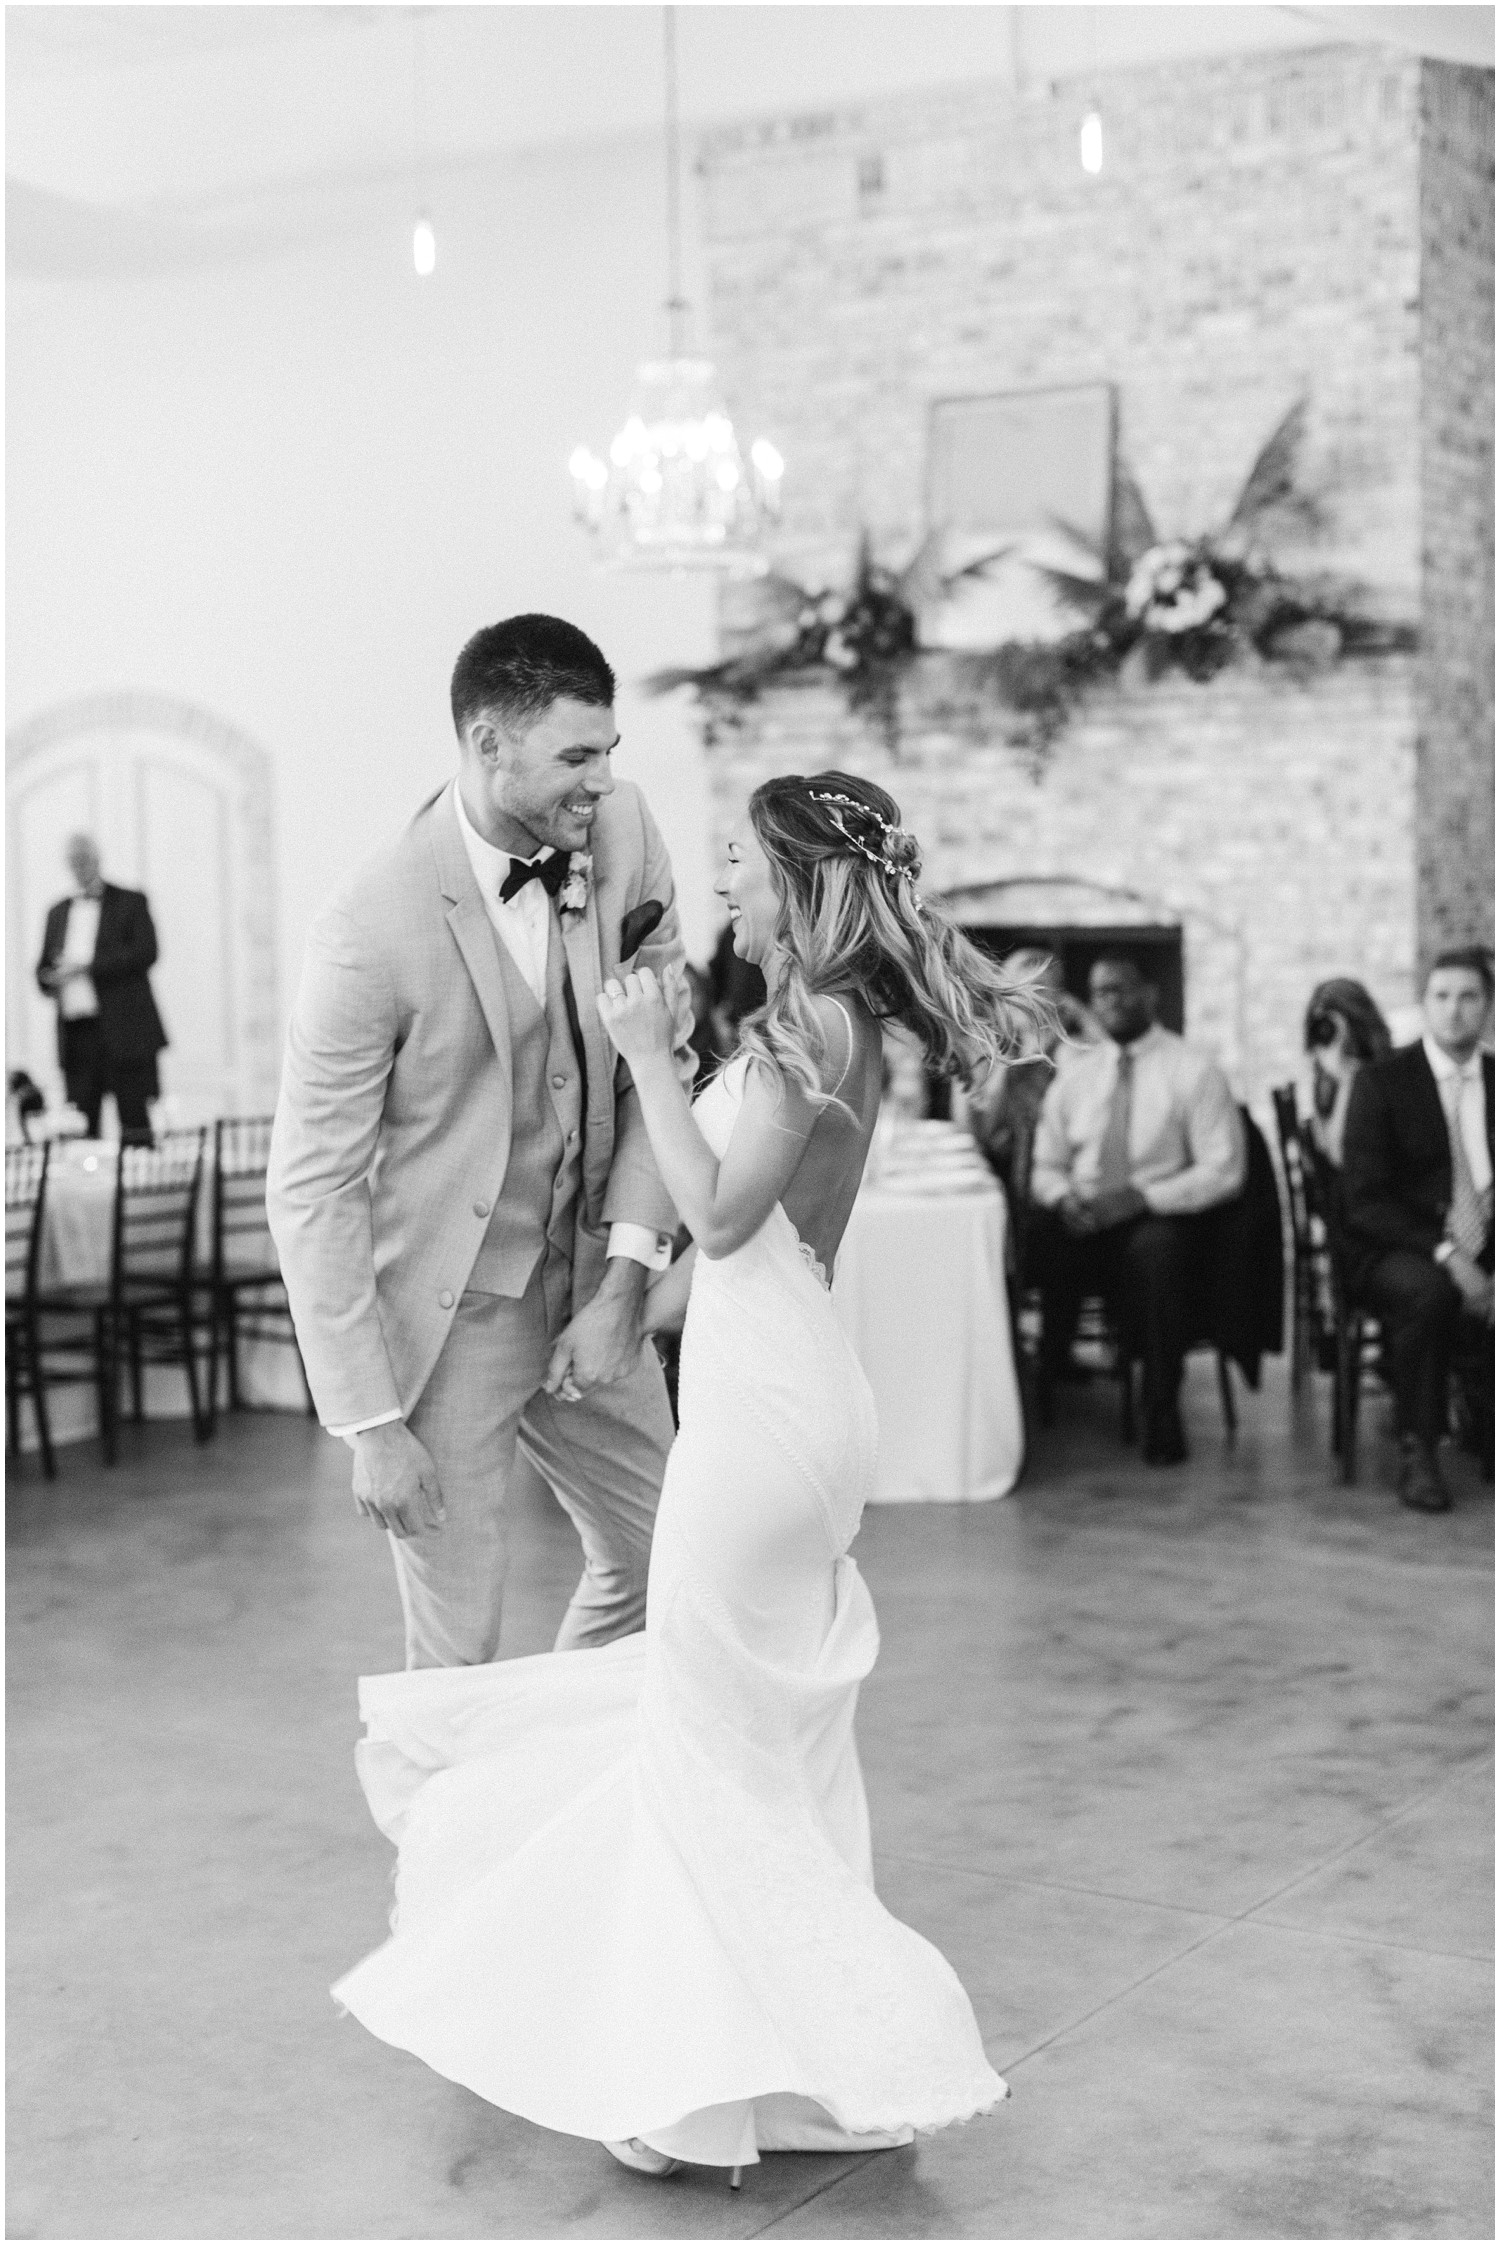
(645, 400), (1415, 770)
(558, 853), (593, 920)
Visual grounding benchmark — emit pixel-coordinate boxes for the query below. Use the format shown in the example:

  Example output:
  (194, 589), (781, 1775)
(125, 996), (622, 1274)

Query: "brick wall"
(701, 658), (1418, 1111)
(690, 41), (1492, 1080)
(702, 44), (1425, 599)
(1417, 61), (1496, 961)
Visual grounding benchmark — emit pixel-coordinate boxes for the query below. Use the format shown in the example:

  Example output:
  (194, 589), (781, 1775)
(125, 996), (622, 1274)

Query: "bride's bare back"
(778, 993), (886, 1278)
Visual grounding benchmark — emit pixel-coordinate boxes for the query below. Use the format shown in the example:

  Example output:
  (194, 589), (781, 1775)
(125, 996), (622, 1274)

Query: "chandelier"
(568, 8), (783, 575)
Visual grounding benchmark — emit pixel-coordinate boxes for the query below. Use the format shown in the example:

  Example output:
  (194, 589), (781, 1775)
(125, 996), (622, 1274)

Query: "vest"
(466, 915), (585, 1297)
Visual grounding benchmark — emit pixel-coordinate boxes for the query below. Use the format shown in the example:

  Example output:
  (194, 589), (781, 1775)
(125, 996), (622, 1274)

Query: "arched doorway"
(7, 695), (280, 1118)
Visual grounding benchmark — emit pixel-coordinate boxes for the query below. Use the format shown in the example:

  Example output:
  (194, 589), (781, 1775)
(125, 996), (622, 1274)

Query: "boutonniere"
(558, 852), (593, 923)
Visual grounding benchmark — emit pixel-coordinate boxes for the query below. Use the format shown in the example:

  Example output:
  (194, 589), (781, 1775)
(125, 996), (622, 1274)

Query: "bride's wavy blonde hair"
(735, 770), (1057, 1111)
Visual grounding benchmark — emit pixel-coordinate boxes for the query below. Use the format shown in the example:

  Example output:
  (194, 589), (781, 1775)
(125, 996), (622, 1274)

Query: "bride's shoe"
(602, 2138), (683, 2178)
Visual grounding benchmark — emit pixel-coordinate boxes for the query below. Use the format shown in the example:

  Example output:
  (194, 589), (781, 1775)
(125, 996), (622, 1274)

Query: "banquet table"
(24, 1140), (306, 1450)
(833, 1136), (1024, 1504)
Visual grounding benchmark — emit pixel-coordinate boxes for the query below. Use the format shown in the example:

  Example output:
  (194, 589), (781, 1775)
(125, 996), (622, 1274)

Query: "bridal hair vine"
(806, 789), (923, 898)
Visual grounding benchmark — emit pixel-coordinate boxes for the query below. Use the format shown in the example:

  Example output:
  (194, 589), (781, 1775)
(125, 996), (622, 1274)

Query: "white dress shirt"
(57, 894), (102, 1019)
(1423, 1034), (1493, 1195)
(452, 777), (554, 1006)
(1031, 1021), (1247, 1216)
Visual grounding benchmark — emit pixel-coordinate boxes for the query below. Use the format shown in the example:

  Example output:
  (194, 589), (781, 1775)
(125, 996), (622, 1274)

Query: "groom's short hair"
(451, 615), (615, 736)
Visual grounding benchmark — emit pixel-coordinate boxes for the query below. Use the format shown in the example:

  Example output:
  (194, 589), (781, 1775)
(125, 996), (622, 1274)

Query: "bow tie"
(499, 851), (570, 905)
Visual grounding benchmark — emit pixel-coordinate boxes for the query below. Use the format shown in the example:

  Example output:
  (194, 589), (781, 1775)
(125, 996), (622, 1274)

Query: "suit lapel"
(427, 795), (514, 1105)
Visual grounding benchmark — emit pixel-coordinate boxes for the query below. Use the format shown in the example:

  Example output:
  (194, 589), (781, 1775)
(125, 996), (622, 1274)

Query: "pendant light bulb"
(1080, 109), (1104, 175)
(413, 214), (436, 278)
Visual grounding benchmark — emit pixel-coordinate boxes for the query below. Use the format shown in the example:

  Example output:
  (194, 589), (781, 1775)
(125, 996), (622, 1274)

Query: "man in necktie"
(1344, 949), (1495, 1512)
(1029, 954), (1247, 1464)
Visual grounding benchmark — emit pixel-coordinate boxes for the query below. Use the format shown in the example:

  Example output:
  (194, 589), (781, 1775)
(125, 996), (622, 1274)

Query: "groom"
(268, 614), (695, 1668)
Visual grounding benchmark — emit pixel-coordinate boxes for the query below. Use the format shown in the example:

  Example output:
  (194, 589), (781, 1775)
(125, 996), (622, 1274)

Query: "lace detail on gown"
(331, 1038), (1007, 2166)
(796, 1236), (831, 1292)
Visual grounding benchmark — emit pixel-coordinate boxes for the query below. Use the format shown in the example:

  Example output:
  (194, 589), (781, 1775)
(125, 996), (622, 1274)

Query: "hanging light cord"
(663, 4), (688, 356)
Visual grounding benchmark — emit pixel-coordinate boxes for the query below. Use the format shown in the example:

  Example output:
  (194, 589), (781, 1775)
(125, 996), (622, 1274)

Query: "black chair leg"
(5, 1341), (19, 1458)
(1216, 1352), (1237, 1441)
(1120, 1357), (1137, 1445)
(97, 1309), (119, 1467)
(227, 1306), (242, 1414)
(129, 1311), (145, 1423)
(180, 1290), (211, 1444)
(1339, 1321), (1360, 1486)
(204, 1291), (221, 1436)
(26, 1315), (56, 1481)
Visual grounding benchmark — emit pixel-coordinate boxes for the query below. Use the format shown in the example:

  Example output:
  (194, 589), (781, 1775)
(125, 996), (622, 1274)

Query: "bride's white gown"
(332, 1057), (1007, 2170)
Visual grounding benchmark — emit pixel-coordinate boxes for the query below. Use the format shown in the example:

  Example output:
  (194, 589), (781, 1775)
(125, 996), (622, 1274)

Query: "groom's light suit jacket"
(266, 779), (691, 1431)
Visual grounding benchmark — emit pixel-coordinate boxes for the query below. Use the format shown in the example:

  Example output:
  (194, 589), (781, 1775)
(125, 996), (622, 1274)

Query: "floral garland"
(646, 401), (1416, 769)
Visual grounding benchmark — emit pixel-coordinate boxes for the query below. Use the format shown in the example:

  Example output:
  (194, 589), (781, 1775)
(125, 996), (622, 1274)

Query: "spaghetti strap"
(827, 997), (856, 1099)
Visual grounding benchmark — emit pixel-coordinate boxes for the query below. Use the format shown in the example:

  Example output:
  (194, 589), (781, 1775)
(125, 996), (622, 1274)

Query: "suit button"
(552, 1074), (568, 1089)
(438, 1290), (454, 1309)
(473, 1201), (490, 1218)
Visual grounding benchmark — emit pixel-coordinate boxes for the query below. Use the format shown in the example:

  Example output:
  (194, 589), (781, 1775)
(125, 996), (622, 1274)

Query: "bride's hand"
(597, 965), (680, 1063)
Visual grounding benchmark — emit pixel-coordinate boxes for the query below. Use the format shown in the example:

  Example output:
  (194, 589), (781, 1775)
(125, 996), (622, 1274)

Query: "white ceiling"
(6, 3), (1491, 266)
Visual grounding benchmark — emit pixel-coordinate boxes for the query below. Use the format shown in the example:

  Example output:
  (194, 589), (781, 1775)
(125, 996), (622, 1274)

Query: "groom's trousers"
(392, 1250), (675, 1668)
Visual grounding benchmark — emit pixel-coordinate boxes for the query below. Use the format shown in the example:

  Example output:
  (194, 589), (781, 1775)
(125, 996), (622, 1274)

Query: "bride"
(332, 771), (1047, 2184)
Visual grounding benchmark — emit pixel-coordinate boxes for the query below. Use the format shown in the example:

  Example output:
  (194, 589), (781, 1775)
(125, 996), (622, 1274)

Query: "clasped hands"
(352, 1269), (650, 1539)
(1058, 1185), (1150, 1237)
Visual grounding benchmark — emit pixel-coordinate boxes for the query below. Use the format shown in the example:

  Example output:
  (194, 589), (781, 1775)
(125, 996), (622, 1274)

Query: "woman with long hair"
(1303, 976), (1393, 1167)
(333, 772), (1047, 2184)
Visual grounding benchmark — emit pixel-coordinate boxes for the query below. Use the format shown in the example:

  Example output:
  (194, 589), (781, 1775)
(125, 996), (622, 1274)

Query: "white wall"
(6, 128), (726, 1089)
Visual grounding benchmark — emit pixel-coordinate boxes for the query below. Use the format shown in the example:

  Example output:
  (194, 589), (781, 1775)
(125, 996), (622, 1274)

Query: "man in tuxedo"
(1343, 949), (1495, 1513)
(35, 833), (168, 1143)
(1029, 954), (1246, 1464)
(268, 615), (696, 1668)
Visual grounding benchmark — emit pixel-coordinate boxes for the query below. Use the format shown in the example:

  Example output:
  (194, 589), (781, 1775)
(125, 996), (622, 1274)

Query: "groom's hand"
(351, 1421), (446, 1539)
(545, 1260), (648, 1400)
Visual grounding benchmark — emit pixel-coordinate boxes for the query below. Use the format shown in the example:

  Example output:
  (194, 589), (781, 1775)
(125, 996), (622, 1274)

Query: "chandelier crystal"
(568, 8), (783, 575)
(570, 361), (782, 575)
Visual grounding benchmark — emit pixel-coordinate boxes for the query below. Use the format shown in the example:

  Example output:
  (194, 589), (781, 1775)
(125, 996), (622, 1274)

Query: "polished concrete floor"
(7, 1359), (1494, 2240)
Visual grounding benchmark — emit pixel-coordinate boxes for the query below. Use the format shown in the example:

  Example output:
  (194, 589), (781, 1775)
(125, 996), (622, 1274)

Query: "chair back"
(112, 1129), (205, 1293)
(1270, 1084), (1315, 1258)
(6, 1140), (51, 1304)
(212, 1116), (281, 1283)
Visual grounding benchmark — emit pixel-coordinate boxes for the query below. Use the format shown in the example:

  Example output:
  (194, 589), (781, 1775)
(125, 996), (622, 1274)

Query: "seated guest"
(1304, 978), (1393, 1167)
(960, 949), (1101, 1269)
(1029, 954), (1247, 1464)
(881, 1020), (933, 1120)
(1342, 948), (1495, 1513)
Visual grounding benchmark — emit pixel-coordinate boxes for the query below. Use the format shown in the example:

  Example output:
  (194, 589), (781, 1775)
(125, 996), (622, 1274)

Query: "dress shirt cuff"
(607, 1221), (674, 1271)
(330, 1407), (404, 1446)
(1030, 1173), (1069, 1210)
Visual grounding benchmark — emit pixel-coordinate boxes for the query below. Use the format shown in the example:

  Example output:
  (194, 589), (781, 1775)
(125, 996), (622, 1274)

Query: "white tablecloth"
(24, 1143), (306, 1449)
(833, 1175), (1023, 1503)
